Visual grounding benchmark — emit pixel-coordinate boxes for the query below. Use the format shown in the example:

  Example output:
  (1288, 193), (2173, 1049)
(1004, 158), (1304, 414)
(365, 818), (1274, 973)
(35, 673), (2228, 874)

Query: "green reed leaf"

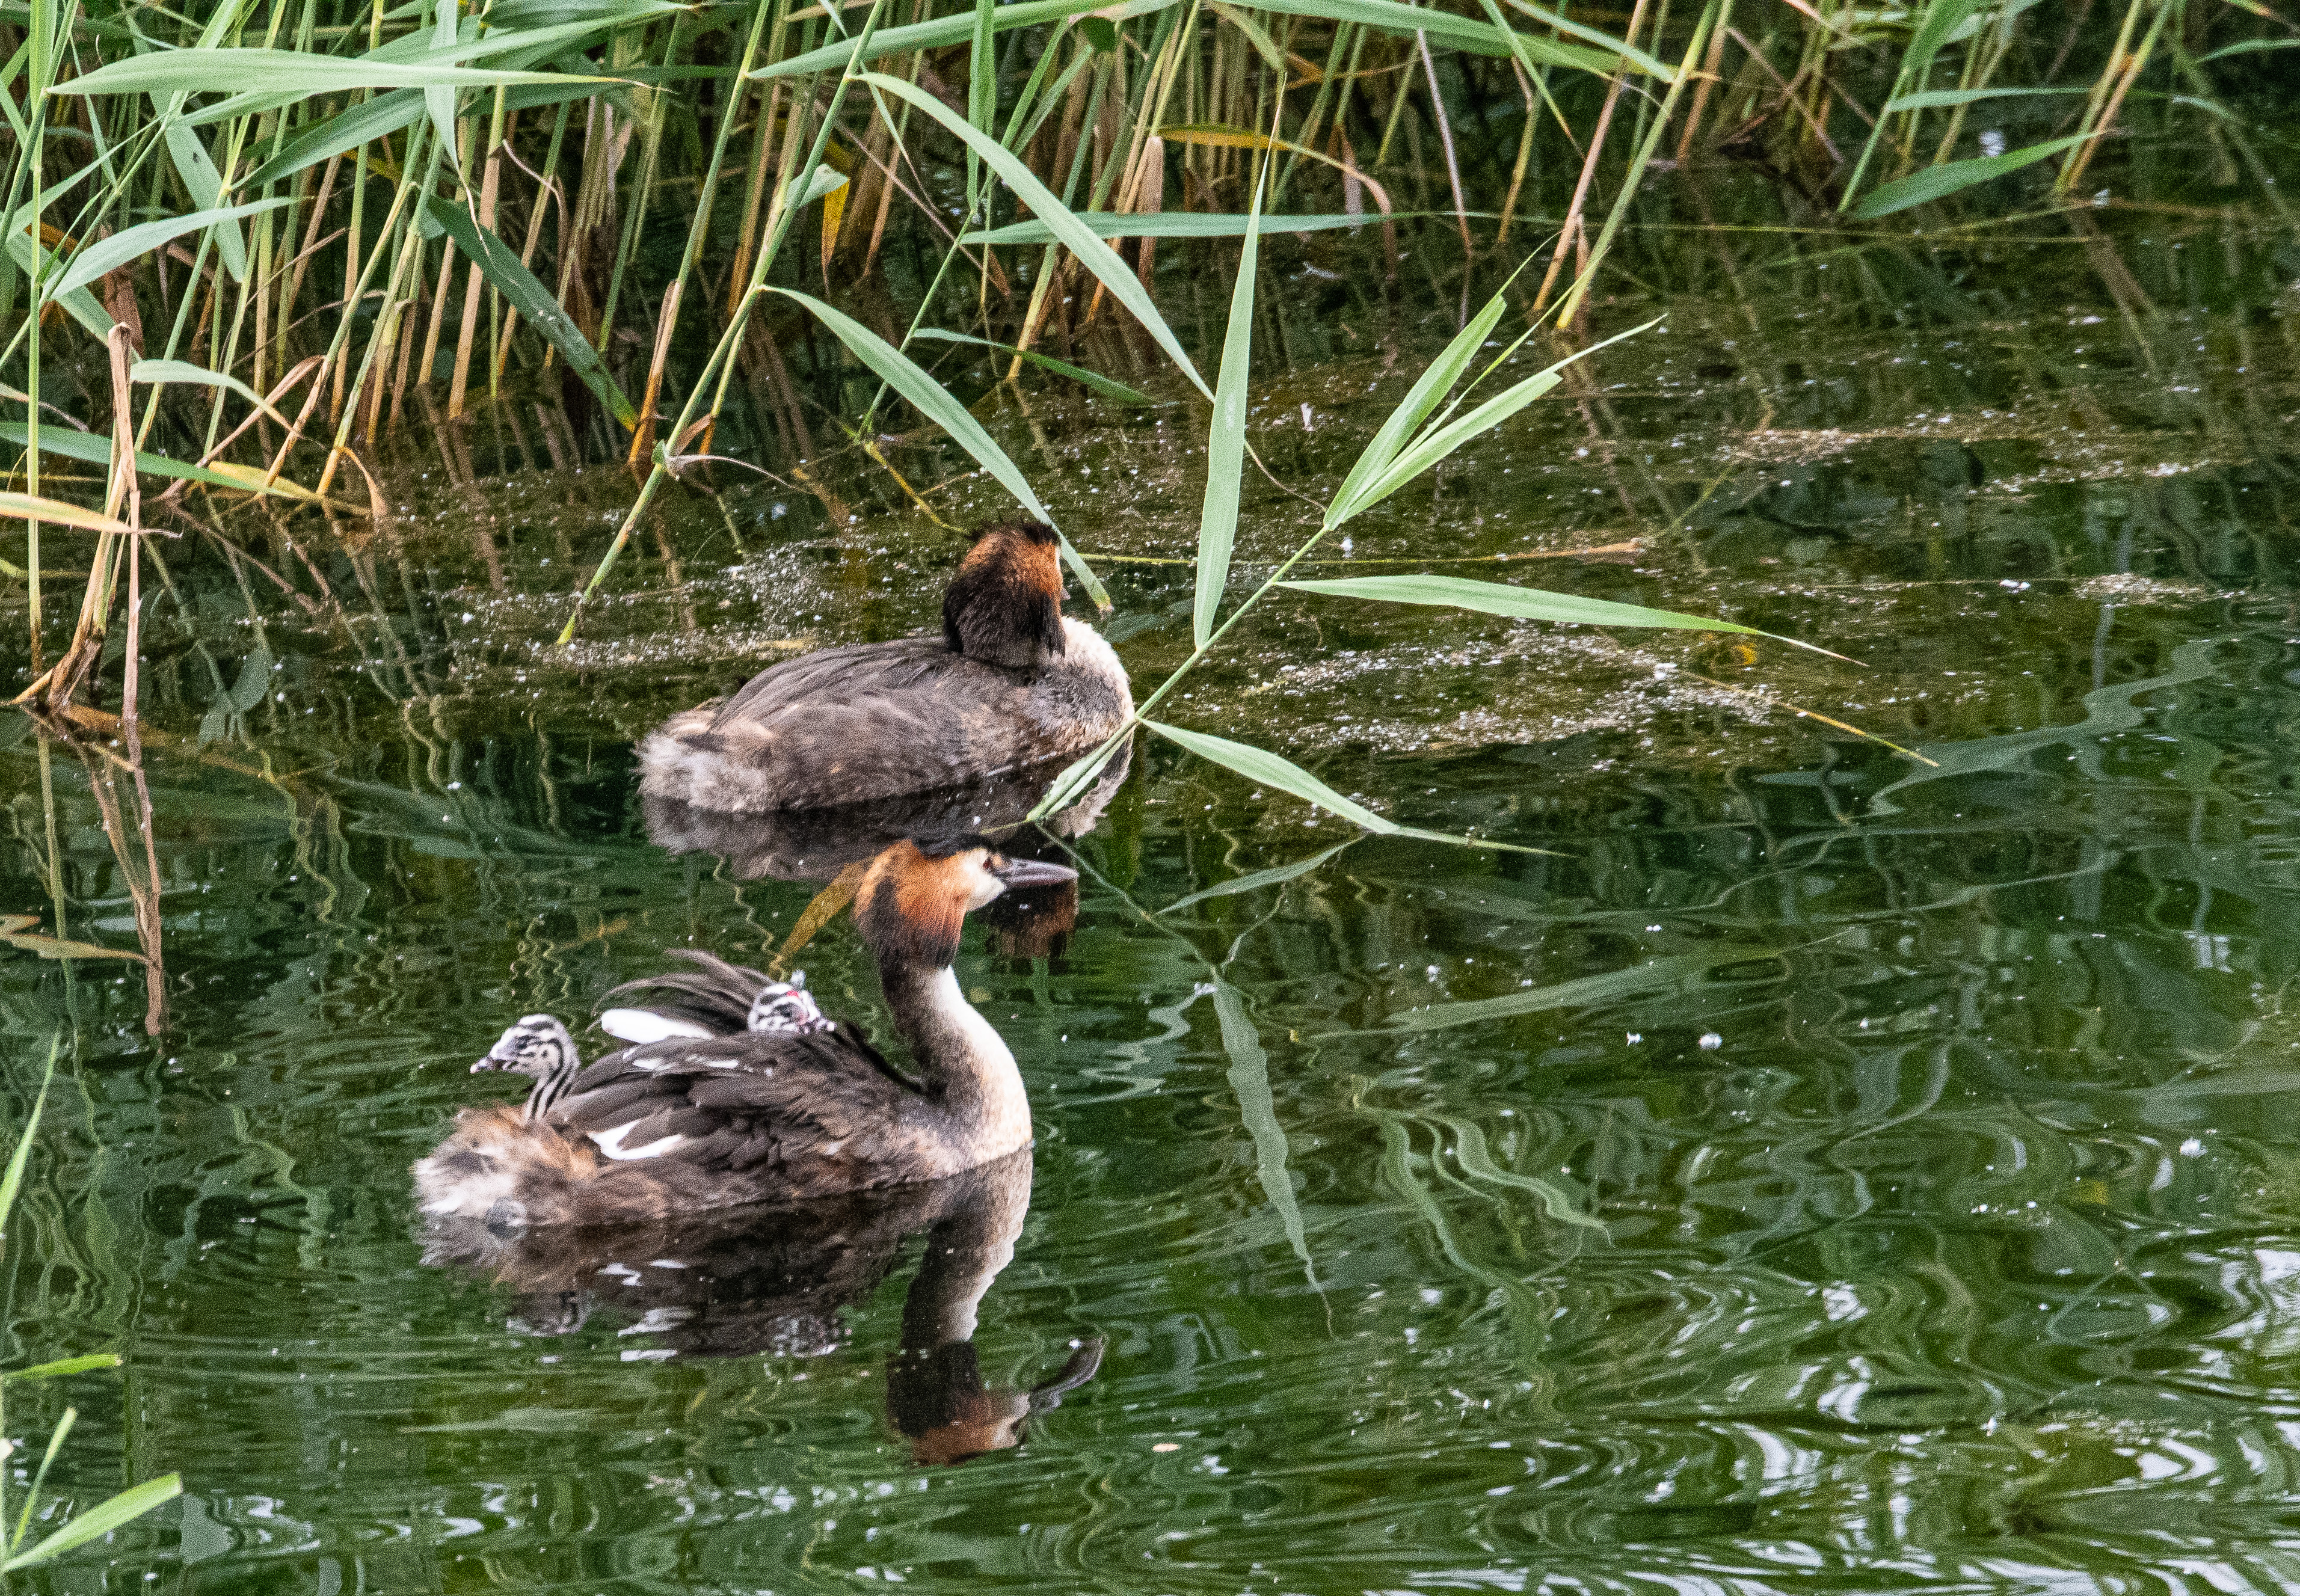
(1033, 740), (1128, 823)
(2199, 36), (2300, 60)
(425, 195), (637, 428)
(0, 224), (109, 338)
(1238, 0), (1665, 78)
(16, 1408), (76, 1550)
(1883, 85), (2088, 112)
(967, 0), (995, 209)
(2, 1474), (182, 1571)
(772, 287), (1102, 606)
(244, 80), (610, 190)
(131, 358), (293, 426)
(1148, 721), (1394, 830)
(759, 0), (1178, 78)
(775, 286), (1048, 517)
(4, 1354), (120, 1382)
(1904, 0), (1987, 76)
(856, 72), (1210, 397)
(1208, 1), (1288, 69)
(1161, 839), (1356, 913)
(1326, 284), (1512, 531)
(1196, 159), (1266, 648)
(1280, 573), (1854, 660)
(425, 0), (462, 171)
(912, 329), (1160, 405)
(49, 198), (286, 299)
(1839, 0), (1985, 210)
(492, 0), (687, 21)
(0, 423), (300, 497)
(145, 16), (613, 140)
(1335, 318), (1657, 526)
(1145, 721), (1547, 852)
(52, 49), (600, 96)
(1849, 134), (2090, 219)
(0, 1039), (58, 1240)
(963, 210), (1467, 245)
(158, 121), (247, 282)
(243, 93), (424, 190)
(789, 163), (849, 207)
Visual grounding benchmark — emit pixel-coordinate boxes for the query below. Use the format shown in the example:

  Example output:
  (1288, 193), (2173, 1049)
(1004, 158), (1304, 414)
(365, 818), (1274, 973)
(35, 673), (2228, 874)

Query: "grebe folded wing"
(707, 637), (972, 731)
(553, 1028), (915, 1173)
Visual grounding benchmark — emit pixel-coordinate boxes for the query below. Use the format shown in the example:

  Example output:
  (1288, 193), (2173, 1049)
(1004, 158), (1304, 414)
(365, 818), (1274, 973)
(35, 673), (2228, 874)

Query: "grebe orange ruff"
(412, 843), (1075, 1229)
(637, 520), (1130, 814)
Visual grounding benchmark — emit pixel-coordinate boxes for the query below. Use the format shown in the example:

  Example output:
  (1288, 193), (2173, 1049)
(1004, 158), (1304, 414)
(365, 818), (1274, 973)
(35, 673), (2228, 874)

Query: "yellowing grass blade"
(0, 493), (130, 536)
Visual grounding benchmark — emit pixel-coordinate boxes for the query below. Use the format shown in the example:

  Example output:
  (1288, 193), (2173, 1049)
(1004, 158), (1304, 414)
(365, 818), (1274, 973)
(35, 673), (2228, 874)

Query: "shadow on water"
(7, 159), (2300, 1591)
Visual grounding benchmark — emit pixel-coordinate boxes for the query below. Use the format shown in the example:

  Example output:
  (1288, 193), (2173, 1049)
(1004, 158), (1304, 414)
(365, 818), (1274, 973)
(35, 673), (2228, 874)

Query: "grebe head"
(856, 841), (1078, 969)
(942, 520), (1066, 669)
(473, 1014), (580, 1122)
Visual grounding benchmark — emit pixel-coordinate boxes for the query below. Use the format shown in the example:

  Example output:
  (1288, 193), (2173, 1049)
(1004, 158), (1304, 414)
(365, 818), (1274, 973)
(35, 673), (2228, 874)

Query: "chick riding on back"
(412, 843), (1077, 1229)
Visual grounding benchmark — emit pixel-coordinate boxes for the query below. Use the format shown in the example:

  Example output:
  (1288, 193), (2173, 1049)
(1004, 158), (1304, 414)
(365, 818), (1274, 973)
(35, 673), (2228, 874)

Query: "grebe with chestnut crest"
(413, 843), (1075, 1229)
(637, 520), (1130, 814)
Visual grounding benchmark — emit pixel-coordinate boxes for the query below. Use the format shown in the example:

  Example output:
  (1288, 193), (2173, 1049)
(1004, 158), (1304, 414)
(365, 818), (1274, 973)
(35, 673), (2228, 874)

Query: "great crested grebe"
(412, 843), (1076, 1229)
(636, 520), (1131, 814)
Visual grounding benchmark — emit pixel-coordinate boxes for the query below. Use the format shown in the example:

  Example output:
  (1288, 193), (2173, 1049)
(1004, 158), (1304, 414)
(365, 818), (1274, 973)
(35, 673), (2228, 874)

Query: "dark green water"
(8, 176), (2300, 1593)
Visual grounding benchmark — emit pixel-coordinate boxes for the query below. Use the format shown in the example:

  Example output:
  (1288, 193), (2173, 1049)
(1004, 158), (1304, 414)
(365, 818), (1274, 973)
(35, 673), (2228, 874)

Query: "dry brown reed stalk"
(450, 94), (514, 419)
(18, 325), (154, 717)
(1674, 0), (1732, 162)
(5, 0), (2279, 604)
(2059, 0), (2169, 194)
(1534, 0), (1650, 315)
(1415, 33), (1473, 260)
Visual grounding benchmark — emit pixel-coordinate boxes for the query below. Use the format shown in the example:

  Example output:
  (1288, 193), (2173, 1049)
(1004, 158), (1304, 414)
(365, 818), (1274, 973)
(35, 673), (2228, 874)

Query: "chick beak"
(990, 857), (1078, 889)
(472, 1037), (521, 1073)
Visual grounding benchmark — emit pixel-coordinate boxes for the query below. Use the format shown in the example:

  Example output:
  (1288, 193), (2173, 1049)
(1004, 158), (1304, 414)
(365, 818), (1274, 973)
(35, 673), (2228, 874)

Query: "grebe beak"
(989, 857), (1077, 889)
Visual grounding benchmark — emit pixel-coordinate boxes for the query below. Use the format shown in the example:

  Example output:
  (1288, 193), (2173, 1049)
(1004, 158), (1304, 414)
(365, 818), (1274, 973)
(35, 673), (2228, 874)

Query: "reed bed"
(0, 0), (2287, 758)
